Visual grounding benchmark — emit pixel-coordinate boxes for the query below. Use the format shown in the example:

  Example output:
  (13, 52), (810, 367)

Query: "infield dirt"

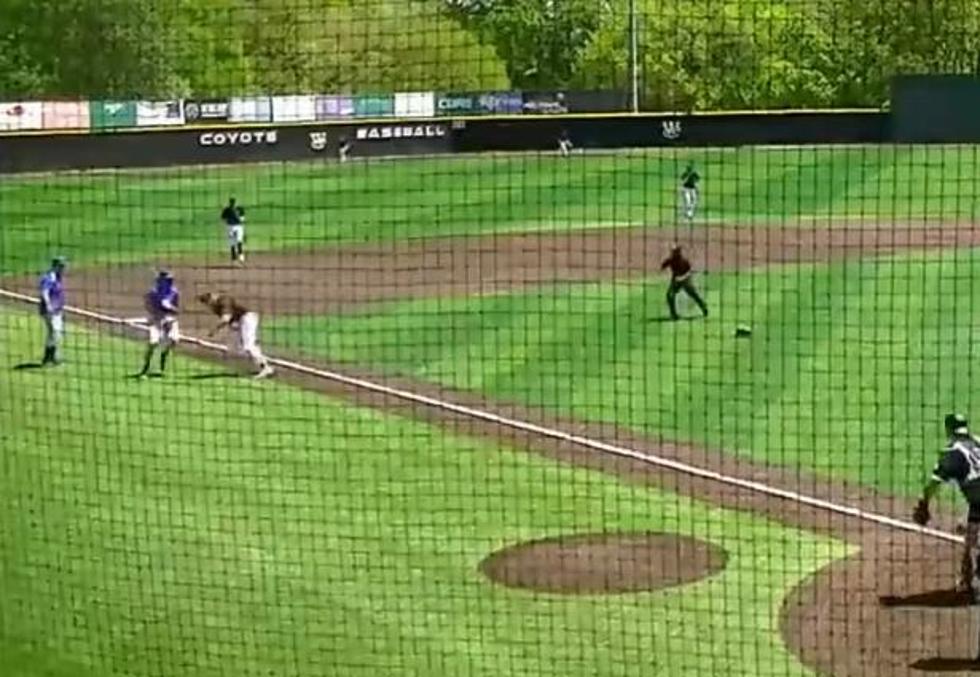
(6, 221), (980, 675)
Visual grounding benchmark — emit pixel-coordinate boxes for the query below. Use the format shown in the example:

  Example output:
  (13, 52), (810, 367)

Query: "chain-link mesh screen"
(2, 2), (980, 676)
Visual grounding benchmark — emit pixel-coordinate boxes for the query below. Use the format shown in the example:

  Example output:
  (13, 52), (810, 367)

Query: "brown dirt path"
(6, 222), (980, 322)
(480, 533), (728, 594)
(87, 322), (979, 676)
(7, 220), (980, 674)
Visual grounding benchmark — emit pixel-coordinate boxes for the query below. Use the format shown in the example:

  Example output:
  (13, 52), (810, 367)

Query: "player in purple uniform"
(38, 256), (67, 366)
(138, 271), (181, 378)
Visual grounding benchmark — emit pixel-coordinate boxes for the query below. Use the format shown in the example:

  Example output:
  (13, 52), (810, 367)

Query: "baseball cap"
(945, 413), (969, 435)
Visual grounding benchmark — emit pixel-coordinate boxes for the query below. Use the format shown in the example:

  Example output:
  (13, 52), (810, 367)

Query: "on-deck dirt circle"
(479, 532), (727, 594)
(6, 221), (980, 674)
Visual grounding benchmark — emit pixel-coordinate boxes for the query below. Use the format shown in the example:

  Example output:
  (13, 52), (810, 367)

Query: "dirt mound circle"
(480, 532), (727, 594)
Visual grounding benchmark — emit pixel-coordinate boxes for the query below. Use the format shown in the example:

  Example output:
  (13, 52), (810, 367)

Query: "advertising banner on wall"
(89, 101), (138, 130)
(136, 100), (185, 127)
(521, 92), (569, 115)
(42, 102), (90, 130)
(435, 93), (480, 116)
(353, 95), (395, 117)
(477, 91), (523, 115)
(228, 97), (272, 123)
(184, 100), (230, 124)
(394, 92), (435, 118)
(0, 102), (44, 131)
(272, 95), (317, 123)
(435, 92), (522, 116)
(315, 95), (354, 119)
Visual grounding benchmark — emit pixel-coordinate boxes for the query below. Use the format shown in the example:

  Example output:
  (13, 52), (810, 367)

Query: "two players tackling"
(197, 292), (275, 379)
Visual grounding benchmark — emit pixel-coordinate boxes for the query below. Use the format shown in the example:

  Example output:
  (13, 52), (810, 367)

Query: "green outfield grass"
(0, 309), (850, 677)
(266, 248), (980, 497)
(2, 145), (979, 274)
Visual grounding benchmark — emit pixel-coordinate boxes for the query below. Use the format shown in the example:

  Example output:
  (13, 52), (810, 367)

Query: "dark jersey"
(933, 434), (980, 503)
(682, 169), (700, 190)
(205, 294), (249, 325)
(661, 252), (693, 279)
(221, 205), (243, 226)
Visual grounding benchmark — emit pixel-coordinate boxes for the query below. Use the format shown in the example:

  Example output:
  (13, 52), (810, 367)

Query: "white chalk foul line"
(0, 286), (962, 545)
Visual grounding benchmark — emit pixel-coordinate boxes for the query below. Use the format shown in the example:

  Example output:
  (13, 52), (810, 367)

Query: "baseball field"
(3, 146), (980, 676)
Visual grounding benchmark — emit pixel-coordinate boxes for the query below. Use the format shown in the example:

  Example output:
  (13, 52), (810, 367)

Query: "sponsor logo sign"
(198, 130), (279, 146)
(0, 101), (43, 130)
(662, 120), (682, 140)
(185, 100), (230, 122)
(522, 92), (568, 115)
(136, 100), (184, 127)
(355, 124), (446, 141)
(309, 131), (328, 151)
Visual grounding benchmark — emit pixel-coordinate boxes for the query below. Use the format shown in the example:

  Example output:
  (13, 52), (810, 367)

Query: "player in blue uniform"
(38, 256), (67, 366)
(138, 271), (181, 378)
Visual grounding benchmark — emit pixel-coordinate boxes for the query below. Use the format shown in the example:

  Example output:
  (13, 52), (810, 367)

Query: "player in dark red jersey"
(661, 245), (708, 321)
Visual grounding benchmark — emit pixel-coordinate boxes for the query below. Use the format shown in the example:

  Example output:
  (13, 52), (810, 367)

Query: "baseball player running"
(913, 413), (980, 596)
(680, 162), (700, 224)
(338, 136), (352, 163)
(37, 256), (67, 366)
(197, 292), (275, 379)
(221, 197), (246, 265)
(558, 129), (574, 157)
(661, 245), (708, 321)
(138, 271), (180, 378)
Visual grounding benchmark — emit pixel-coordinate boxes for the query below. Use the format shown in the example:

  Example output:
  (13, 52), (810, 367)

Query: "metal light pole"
(628, 0), (640, 113)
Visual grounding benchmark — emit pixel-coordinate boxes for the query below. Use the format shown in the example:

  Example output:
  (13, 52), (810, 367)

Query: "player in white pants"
(139, 271), (181, 378)
(198, 292), (274, 379)
(221, 198), (246, 265)
(558, 129), (573, 157)
(38, 256), (67, 366)
(680, 163), (700, 224)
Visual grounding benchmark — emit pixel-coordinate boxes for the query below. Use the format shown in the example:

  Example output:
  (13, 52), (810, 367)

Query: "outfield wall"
(0, 112), (888, 175)
(892, 75), (980, 142)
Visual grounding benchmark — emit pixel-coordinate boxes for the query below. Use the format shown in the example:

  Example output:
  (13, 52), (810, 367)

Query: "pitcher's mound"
(480, 532), (727, 594)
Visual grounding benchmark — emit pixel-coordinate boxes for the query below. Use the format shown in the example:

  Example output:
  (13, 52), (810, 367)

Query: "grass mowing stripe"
(266, 249), (980, 497)
(1, 309), (849, 677)
(3, 146), (980, 274)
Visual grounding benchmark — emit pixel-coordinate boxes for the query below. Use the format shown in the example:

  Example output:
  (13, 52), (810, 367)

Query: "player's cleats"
(255, 365), (275, 379)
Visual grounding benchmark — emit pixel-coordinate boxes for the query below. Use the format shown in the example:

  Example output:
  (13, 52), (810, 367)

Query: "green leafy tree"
(207, 0), (510, 95)
(0, 0), (507, 99)
(448, 0), (610, 89)
(811, 0), (980, 107)
(160, 0), (255, 97)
